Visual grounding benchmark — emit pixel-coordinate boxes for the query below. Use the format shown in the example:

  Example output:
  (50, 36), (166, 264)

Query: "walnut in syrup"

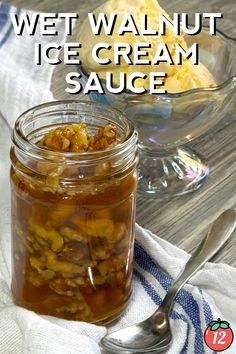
(11, 122), (136, 323)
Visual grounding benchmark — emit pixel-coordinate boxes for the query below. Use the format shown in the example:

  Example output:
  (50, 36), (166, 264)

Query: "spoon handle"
(155, 209), (236, 316)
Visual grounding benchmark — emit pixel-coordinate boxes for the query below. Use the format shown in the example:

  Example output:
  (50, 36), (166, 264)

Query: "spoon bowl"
(102, 317), (172, 353)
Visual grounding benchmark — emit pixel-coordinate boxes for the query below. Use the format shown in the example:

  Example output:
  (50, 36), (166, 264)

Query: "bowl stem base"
(138, 146), (210, 198)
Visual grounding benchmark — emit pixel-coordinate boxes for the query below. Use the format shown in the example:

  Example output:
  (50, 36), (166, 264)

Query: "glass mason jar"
(10, 100), (138, 324)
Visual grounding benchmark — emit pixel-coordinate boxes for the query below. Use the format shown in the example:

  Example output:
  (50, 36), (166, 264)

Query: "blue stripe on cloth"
(0, 2), (11, 14)
(199, 289), (213, 325)
(134, 268), (190, 353)
(0, 3), (20, 48)
(134, 242), (206, 354)
(0, 3), (11, 30)
(134, 268), (162, 305)
(171, 311), (189, 354)
(175, 288), (205, 354)
(199, 289), (217, 354)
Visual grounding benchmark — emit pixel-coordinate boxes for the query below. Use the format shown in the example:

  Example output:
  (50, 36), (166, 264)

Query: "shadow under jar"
(10, 100), (138, 324)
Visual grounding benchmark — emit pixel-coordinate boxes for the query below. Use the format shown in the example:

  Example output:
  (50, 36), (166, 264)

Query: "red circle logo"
(204, 318), (234, 352)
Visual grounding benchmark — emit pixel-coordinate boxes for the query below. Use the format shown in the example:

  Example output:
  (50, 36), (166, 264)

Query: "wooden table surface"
(5, 0), (236, 266)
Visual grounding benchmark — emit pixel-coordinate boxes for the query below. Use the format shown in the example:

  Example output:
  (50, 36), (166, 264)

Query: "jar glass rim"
(12, 100), (138, 162)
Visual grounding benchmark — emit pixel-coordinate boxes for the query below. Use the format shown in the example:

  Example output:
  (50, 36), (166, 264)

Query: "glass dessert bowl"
(78, 28), (236, 198)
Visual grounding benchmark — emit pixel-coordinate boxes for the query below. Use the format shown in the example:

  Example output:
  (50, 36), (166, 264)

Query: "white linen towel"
(0, 3), (235, 354)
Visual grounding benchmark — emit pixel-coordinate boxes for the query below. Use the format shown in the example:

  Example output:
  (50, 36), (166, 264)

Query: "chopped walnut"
(39, 123), (117, 153)
(59, 226), (86, 243)
(49, 204), (75, 227)
(57, 241), (90, 265)
(86, 218), (114, 238)
(49, 278), (75, 297)
(29, 223), (64, 252)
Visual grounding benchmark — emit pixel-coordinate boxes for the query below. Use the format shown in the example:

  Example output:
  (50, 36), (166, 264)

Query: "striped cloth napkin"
(0, 2), (236, 353)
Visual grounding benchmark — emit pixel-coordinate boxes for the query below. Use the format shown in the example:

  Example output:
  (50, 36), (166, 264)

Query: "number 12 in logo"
(204, 318), (234, 352)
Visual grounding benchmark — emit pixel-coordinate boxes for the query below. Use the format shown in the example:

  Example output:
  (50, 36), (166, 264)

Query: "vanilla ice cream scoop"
(77, 0), (215, 93)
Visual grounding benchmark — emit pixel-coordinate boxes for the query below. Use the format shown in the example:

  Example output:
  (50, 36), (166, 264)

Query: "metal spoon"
(101, 209), (236, 353)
